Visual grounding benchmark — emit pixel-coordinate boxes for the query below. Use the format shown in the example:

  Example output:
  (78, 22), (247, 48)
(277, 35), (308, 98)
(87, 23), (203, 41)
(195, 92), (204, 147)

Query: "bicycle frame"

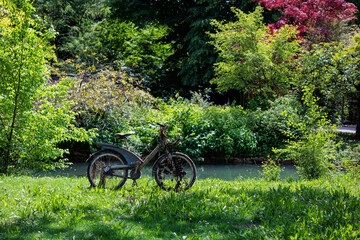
(107, 143), (163, 171)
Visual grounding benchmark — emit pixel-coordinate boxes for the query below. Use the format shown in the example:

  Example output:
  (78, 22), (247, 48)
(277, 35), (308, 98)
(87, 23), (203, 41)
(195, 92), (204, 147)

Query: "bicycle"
(87, 123), (197, 191)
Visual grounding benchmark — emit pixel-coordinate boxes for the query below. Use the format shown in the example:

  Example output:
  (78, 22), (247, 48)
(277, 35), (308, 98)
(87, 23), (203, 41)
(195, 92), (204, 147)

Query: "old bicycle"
(87, 123), (197, 191)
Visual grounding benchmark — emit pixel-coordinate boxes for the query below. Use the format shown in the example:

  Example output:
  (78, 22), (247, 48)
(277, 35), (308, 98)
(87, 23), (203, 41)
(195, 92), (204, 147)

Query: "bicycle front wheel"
(153, 152), (196, 191)
(87, 150), (128, 189)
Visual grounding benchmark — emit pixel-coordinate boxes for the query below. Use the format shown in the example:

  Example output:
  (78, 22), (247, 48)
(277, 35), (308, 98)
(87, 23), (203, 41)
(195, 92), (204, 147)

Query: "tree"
(95, 20), (174, 88)
(108, 0), (258, 95)
(209, 7), (301, 108)
(33, 0), (174, 91)
(294, 38), (360, 139)
(32, 0), (110, 60)
(347, 0), (360, 24)
(348, 35), (360, 139)
(254, 0), (358, 46)
(62, 62), (155, 145)
(0, 0), (96, 173)
(295, 43), (356, 119)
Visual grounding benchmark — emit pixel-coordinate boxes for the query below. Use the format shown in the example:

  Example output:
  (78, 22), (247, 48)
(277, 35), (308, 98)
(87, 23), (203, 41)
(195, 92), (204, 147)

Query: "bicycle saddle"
(115, 132), (134, 139)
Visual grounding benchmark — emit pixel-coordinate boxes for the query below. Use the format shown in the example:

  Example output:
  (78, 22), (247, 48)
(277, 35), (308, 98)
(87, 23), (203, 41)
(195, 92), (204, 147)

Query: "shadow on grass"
(118, 185), (360, 239)
(1, 182), (359, 239)
(1, 203), (135, 240)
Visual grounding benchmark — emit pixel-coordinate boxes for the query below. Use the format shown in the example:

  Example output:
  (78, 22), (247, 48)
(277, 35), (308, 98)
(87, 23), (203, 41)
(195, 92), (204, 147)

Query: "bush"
(60, 64), (155, 156)
(145, 94), (298, 162)
(261, 159), (283, 181)
(247, 94), (302, 156)
(274, 88), (338, 179)
(335, 144), (360, 179)
(202, 104), (257, 159)
(63, 76), (303, 164)
(152, 95), (259, 161)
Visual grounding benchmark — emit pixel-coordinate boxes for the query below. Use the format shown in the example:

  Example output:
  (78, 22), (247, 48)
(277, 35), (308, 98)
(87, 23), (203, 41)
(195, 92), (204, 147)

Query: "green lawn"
(0, 174), (359, 239)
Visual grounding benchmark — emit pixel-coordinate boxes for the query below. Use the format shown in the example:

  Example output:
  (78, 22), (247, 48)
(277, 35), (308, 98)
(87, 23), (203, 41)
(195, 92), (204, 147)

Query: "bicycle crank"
(130, 168), (141, 180)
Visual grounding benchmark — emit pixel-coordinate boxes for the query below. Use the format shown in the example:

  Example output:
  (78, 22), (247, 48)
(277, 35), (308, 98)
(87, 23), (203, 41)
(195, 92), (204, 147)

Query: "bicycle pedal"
(132, 180), (138, 187)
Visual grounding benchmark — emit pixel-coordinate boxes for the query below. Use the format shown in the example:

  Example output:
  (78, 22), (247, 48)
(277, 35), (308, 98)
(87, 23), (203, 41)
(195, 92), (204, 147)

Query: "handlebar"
(157, 122), (166, 128)
(157, 123), (181, 148)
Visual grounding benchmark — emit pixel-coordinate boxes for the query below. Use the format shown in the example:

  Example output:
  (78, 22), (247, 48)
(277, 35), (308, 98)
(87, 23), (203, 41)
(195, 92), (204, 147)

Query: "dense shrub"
(123, 95), (260, 161)
(247, 95), (303, 155)
(60, 65), (155, 156)
(64, 76), (302, 163)
(165, 99), (258, 161)
(201, 104), (257, 159)
(55, 61), (304, 164)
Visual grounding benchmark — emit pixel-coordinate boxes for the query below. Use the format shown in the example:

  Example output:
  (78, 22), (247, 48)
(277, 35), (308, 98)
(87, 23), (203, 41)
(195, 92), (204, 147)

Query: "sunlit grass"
(0, 174), (359, 239)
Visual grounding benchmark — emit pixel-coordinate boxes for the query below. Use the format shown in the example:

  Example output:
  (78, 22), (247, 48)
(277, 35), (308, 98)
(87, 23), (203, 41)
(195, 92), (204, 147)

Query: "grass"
(0, 174), (359, 239)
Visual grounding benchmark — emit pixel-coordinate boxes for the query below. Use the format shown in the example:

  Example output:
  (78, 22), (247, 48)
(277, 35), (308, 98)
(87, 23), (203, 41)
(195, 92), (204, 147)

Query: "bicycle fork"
(166, 151), (184, 190)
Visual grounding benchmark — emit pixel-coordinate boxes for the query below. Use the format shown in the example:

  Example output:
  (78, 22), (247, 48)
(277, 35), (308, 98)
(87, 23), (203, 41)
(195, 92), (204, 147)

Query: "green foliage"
(335, 144), (360, 179)
(296, 42), (360, 122)
(202, 104), (257, 159)
(167, 96), (258, 160)
(354, 33), (360, 51)
(0, 0), (96, 173)
(155, 94), (301, 161)
(274, 87), (338, 179)
(121, 94), (260, 161)
(33, 0), (173, 88)
(108, 0), (258, 93)
(0, 175), (359, 239)
(65, 78), (301, 162)
(159, 96), (211, 160)
(209, 6), (301, 106)
(247, 94), (303, 155)
(33, 0), (110, 61)
(95, 20), (174, 86)
(22, 80), (97, 171)
(151, 96), (297, 160)
(58, 63), (154, 155)
(261, 159), (283, 181)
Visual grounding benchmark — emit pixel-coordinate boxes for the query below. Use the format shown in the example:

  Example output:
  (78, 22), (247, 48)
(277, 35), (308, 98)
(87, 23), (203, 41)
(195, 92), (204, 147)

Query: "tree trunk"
(355, 85), (360, 140)
(0, 148), (9, 174)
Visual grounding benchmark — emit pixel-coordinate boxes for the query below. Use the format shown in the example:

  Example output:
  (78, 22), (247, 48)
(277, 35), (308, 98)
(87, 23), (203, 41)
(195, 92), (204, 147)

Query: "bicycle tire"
(153, 152), (197, 191)
(87, 150), (128, 189)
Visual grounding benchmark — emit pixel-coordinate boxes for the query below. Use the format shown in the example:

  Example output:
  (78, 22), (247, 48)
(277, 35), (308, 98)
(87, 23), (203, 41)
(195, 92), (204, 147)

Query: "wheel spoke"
(87, 151), (128, 189)
(153, 153), (196, 191)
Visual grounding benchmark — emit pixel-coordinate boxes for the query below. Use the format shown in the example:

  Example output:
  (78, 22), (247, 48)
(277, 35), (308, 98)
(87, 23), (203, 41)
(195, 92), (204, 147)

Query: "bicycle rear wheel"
(87, 150), (128, 189)
(153, 152), (196, 191)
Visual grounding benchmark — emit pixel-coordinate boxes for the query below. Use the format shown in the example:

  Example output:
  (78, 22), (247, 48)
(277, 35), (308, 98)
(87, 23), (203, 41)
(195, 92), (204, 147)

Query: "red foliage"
(254, 0), (358, 43)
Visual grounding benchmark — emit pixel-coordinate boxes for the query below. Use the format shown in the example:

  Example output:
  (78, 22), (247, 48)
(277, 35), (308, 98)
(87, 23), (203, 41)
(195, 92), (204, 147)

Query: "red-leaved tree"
(254, 0), (358, 45)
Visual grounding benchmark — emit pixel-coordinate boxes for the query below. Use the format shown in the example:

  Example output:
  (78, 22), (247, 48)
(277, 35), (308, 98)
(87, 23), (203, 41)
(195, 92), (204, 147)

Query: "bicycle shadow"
(1, 180), (359, 239)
